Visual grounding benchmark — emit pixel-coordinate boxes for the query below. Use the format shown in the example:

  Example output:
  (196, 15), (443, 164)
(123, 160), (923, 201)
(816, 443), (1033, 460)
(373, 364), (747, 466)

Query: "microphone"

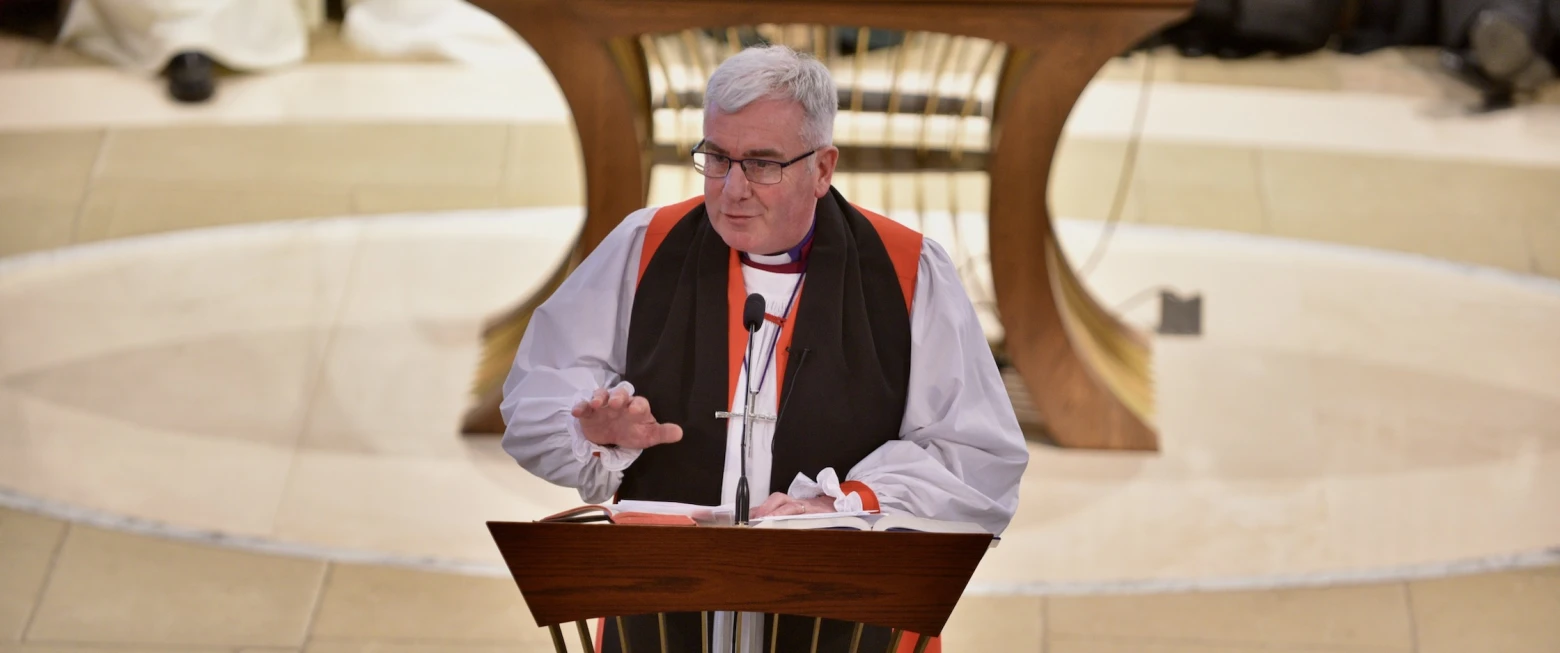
(743, 293), (765, 332)
(735, 293), (765, 525)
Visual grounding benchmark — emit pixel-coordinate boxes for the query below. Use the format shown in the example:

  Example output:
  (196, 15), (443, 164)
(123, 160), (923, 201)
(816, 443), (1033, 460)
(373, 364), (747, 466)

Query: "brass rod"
(647, 36), (681, 111)
(702, 612), (710, 653)
(679, 29), (706, 88)
(617, 616), (632, 653)
(548, 624), (567, 653)
(646, 34), (688, 154)
(918, 35), (963, 157)
(881, 31), (913, 215)
(849, 27), (871, 114)
(885, 629), (903, 653)
(658, 613), (669, 653)
(771, 614), (781, 653)
(885, 31), (914, 116)
(848, 622), (864, 653)
(912, 632), (933, 653)
(810, 617), (823, 653)
(576, 620), (594, 653)
(949, 40), (998, 164)
(735, 612), (744, 651)
(846, 27), (871, 150)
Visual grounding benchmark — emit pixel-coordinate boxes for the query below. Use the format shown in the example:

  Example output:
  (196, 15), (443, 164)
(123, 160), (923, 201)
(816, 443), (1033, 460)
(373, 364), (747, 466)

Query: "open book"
(540, 501), (995, 545)
(753, 512), (992, 536)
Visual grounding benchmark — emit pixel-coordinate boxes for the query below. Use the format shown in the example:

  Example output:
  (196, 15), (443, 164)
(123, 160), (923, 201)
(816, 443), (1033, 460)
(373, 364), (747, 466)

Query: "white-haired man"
(501, 44), (1028, 653)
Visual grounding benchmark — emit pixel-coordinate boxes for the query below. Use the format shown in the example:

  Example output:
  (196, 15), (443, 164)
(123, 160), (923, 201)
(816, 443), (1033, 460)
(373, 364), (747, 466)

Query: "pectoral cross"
(715, 409), (776, 422)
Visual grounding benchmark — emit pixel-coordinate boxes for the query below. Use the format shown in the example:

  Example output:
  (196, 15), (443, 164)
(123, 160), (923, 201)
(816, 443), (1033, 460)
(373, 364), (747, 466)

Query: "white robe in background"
(57, 0), (528, 74)
(500, 202), (1030, 653)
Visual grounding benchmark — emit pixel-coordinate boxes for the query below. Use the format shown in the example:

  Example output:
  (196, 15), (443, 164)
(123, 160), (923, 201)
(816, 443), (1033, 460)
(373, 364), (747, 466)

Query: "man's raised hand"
(572, 387), (683, 449)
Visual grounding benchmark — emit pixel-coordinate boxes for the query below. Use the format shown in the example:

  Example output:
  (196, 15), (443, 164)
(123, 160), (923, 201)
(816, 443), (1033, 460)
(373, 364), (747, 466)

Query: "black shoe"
(165, 51), (215, 104)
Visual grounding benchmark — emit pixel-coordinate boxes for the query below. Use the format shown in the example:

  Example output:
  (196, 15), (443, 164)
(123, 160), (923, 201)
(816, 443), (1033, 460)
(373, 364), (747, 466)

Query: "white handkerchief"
(786, 467), (865, 513)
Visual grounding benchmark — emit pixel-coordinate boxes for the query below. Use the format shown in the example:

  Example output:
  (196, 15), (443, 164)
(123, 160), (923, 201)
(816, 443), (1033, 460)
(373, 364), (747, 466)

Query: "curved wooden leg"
(988, 11), (1183, 451)
(462, 0), (654, 433)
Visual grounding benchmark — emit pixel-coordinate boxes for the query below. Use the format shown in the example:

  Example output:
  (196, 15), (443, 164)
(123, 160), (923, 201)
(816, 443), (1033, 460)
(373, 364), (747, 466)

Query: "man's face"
(700, 98), (838, 254)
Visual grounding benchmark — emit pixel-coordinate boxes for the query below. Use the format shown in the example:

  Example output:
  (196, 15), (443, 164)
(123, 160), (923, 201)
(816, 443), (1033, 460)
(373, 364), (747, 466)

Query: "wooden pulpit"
(488, 520), (993, 652)
(462, 0), (1194, 451)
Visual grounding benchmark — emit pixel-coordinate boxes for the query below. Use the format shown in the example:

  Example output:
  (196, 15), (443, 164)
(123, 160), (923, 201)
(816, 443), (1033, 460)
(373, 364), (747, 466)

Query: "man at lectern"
(500, 43), (1028, 653)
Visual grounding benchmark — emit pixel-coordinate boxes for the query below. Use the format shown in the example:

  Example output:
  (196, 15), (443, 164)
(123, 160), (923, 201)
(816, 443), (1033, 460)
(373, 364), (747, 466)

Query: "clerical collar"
(740, 219), (814, 274)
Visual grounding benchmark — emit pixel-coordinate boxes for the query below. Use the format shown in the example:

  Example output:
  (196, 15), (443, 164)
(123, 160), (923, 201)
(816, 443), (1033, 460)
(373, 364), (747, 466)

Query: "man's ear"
(813, 146), (839, 198)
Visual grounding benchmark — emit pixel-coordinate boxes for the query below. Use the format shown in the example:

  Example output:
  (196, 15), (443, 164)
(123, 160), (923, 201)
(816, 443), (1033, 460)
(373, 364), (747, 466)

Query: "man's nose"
(722, 164), (751, 198)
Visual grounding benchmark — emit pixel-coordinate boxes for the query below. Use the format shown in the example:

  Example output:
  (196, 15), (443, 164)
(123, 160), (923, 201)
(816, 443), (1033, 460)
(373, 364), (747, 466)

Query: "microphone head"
(743, 293), (766, 332)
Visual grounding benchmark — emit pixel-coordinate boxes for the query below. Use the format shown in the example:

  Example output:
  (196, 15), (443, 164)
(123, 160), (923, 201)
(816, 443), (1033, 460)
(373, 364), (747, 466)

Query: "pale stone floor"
(1, 25), (1559, 653)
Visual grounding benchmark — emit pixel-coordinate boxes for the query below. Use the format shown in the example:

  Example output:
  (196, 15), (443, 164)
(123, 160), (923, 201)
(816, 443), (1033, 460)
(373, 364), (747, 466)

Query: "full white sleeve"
(839, 238), (1030, 535)
(499, 208), (653, 504)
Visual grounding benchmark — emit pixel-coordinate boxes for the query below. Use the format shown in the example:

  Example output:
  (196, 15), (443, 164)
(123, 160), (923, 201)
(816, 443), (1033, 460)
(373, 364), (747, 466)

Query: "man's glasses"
(691, 140), (817, 185)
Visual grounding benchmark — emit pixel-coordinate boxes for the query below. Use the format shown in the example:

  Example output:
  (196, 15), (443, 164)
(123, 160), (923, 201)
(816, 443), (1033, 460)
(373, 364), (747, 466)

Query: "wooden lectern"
(463, 0), (1194, 452)
(488, 520), (993, 652)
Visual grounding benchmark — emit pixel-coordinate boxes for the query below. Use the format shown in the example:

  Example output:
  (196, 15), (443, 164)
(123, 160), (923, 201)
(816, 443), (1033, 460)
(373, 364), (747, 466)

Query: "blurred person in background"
(50, 0), (529, 103)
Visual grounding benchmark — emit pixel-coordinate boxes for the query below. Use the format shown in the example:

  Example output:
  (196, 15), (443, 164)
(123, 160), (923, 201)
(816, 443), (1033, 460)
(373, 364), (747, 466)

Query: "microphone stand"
(735, 319), (759, 527)
(732, 294), (764, 653)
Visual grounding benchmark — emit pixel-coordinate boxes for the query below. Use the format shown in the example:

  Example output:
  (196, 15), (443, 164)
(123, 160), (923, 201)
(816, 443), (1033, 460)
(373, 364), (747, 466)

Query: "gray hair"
(704, 44), (837, 149)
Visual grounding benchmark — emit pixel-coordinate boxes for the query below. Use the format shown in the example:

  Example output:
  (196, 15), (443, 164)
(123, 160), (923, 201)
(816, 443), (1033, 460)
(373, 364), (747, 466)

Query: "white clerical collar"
(747, 251), (791, 265)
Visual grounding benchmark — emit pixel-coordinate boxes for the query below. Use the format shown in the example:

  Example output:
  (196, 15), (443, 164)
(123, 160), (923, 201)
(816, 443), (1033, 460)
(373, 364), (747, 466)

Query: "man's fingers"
(752, 492), (793, 518)
(589, 389), (609, 410)
(777, 502), (807, 516)
(656, 423), (682, 445)
(606, 388), (630, 411)
(627, 396), (650, 419)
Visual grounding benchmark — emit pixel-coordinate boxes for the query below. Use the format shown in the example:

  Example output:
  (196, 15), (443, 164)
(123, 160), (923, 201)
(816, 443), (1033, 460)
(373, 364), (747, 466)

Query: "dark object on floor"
(1157, 291), (1204, 337)
(164, 51), (216, 103)
(1438, 0), (1558, 110)
(0, 0), (66, 41)
(1339, 0), (1442, 53)
(1138, 0), (1559, 110)
(1151, 0), (1351, 58)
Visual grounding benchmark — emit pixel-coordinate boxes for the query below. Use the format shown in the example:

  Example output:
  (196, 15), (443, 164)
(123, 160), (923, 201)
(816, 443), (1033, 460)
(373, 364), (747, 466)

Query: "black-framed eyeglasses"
(690, 140), (817, 185)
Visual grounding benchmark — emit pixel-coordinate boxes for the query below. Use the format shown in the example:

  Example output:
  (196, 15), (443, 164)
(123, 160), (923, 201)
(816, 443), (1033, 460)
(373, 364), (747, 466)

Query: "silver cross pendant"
(715, 410), (776, 422)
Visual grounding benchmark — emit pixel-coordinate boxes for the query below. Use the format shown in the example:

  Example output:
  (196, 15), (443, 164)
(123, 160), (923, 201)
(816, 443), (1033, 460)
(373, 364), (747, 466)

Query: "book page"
(751, 510), (873, 525)
(609, 500), (736, 525)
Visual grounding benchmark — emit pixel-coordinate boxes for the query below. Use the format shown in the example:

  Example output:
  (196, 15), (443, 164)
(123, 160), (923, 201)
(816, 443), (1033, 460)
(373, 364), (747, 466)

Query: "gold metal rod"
(848, 622), (864, 653)
(702, 612), (710, 653)
(881, 32), (913, 214)
(918, 35), (963, 157)
(735, 611), (744, 650)
(849, 27), (871, 114)
(771, 614), (781, 653)
(810, 617), (823, 653)
(846, 26), (871, 150)
(885, 629), (903, 653)
(885, 31), (914, 116)
(679, 29), (706, 87)
(912, 632), (932, 653)
(948, 40), (998, 164)
(548, 624), (567, 653)
(646, 34), (689, 155)
(576, 620), (594, 653)
(645, 36), (681, 111)
(658, 613), (670, 653)
(617, 616), (632, 653)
